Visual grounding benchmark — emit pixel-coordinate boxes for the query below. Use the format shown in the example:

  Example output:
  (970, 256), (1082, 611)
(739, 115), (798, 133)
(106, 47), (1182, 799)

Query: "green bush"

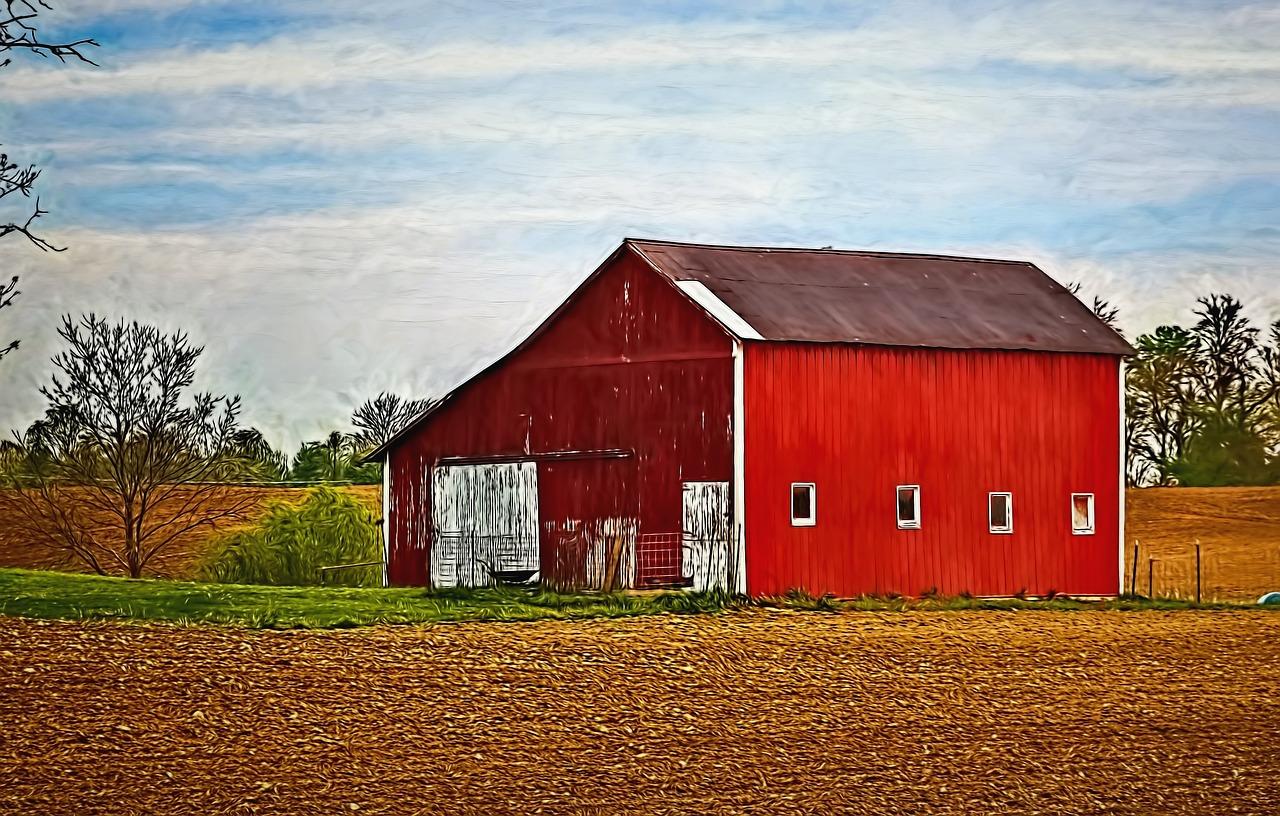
(201, 487), (382, 586)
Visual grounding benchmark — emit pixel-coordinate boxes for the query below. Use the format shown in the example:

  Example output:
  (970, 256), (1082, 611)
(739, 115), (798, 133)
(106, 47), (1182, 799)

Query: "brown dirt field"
(1, 610), (1277, 815)
(0, 485), (381, 579)
(1125, 487), (1280, 602)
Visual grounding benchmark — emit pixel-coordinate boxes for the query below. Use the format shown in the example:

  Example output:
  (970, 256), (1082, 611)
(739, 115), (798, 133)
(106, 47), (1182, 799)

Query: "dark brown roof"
(628, 239), (1134, 355)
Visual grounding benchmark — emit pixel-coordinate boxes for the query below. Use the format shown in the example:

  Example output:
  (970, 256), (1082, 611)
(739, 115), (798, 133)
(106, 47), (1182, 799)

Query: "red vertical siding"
(743, 343), (1121, 598)
(538, 457), (638, 588)
(385, 251), (734, 586)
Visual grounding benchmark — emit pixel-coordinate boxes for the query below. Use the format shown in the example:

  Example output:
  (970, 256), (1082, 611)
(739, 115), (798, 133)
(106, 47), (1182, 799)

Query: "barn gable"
(368, 242), (733, 462)
(373, 238), (1131, 461)
(377, 246), (737, 588)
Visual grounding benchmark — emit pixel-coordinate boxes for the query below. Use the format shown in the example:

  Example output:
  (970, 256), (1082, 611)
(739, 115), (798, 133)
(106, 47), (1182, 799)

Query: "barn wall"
(385, 250), (734, 586)
(743, 344), (1122, 598)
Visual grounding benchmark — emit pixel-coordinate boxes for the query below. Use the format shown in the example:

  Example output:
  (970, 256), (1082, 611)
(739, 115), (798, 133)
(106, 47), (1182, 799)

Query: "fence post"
(1130, 541), (1140, 596)
(1148, 557), (1156, 599)
(1195, 539), (1202, 605)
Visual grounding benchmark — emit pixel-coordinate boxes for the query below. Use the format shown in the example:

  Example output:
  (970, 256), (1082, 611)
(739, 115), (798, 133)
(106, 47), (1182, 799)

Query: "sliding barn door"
(430, 462), (539, 588)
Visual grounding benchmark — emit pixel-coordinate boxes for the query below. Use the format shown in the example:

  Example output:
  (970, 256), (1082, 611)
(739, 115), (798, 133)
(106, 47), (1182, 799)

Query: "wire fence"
(1125, 538), (1280, 603)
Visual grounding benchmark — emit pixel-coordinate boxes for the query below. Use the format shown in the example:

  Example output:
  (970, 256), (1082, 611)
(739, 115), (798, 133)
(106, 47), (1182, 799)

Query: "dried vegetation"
(1126, 487), (1280, 600)
(0, 485), (380, 578)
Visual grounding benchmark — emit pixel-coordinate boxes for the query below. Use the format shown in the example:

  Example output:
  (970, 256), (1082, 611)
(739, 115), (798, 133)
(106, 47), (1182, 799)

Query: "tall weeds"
(201, 487), (381, 586)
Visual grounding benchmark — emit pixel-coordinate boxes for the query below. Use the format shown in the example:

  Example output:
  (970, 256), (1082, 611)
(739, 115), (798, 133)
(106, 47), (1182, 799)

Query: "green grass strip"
(0, 568), (1270, 630)
(0, 568), (728, 629)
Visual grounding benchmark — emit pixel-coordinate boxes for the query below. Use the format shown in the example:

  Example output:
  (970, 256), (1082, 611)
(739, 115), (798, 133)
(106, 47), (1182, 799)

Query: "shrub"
(201, 487), (381, 586)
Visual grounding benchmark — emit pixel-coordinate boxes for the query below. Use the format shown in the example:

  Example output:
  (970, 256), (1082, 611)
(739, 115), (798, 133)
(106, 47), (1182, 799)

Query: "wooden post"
(1195, 539), (1202, 605)
(1130, 541), (1140, 596)
(602, 534), (625, 592)
(1148, 557), (1156, 599)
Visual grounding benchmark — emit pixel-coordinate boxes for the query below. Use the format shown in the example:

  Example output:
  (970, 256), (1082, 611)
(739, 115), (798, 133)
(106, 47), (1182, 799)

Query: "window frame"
(1071, 492), (1095, 535)
(896, 484), (921, 530)
(988, 491), (1014, 534)
(790, 482), (816, 527)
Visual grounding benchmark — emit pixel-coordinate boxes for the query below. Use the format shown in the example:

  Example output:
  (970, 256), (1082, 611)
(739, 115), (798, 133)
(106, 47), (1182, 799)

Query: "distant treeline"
(0, 376), (435, 489)
(0, 315), (438, 578)
(1124, 294), (1280, 487)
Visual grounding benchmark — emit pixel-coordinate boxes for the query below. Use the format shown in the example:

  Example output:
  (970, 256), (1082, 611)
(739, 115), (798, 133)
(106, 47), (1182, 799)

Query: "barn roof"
(367, 238), (1131, 461)
(627, 239), (1135, 355)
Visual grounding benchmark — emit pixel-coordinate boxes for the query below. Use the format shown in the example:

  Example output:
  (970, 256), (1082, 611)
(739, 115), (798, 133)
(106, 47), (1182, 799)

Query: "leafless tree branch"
(0, 1), (99, 67)
(2, 316), (252, 578)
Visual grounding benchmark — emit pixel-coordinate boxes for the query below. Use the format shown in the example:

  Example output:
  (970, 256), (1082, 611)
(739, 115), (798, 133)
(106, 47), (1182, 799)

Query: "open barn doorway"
(430, 462), (539, 588)
(538, 456), (639, 591)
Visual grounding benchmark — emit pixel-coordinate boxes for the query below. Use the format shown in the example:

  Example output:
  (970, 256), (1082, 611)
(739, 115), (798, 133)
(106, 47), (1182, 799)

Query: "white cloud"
(0, 165), (805, 451)
(9, 2), (1279, 104)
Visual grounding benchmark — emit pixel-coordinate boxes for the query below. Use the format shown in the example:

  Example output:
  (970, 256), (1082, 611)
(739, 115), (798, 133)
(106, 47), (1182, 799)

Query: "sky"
(1, 0), (1277, 453)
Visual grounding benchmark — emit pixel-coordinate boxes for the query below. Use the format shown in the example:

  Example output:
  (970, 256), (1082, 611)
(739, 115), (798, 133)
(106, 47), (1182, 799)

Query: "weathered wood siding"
(385, 251), (734, 587)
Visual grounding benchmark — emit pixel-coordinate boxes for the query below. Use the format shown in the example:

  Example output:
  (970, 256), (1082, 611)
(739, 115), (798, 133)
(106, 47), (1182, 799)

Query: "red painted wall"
(385, 250), (734, 586)
(742, 343), (1121, 598)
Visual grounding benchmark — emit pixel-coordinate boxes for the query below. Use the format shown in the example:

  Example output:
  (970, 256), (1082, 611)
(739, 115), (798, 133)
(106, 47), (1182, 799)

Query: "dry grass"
(0, 485), (380, 579)
(0, 610), (1276, 815)
(1125, 487), (1280, 602)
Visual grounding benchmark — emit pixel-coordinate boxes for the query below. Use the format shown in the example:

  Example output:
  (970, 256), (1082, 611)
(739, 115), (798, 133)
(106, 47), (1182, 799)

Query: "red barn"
(368, 239), (1133, 598)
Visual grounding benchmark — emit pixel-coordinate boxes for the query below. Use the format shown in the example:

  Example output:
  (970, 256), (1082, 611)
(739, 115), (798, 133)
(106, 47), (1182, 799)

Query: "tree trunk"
(123, 503), (142, 579)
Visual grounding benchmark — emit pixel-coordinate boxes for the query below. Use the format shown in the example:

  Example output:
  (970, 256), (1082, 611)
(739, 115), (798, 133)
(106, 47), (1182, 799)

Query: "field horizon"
(0, 484), (1276, 601)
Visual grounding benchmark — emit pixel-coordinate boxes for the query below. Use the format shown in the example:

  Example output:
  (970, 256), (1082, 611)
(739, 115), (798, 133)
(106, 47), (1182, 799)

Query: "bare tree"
(351, 391), (437, 452)
(0, 274), (18, 359)
(0, 1), (98, 359)
(0, 315), (254, 577)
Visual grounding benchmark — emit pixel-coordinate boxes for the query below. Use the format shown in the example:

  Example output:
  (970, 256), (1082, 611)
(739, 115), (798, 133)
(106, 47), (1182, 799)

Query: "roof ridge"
(625, 237), (1037, 267)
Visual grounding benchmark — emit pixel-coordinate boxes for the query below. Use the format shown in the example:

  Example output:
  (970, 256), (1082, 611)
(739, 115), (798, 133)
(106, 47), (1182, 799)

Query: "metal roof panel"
(628, 239), (1134, 355)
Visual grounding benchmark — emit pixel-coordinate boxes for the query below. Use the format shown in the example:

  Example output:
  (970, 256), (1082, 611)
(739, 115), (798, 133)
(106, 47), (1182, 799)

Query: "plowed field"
(1, 610), (1276, 815)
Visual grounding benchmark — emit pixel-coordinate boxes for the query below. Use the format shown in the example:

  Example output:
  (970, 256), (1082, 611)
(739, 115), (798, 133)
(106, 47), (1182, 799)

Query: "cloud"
(2, 0), (1277, 451)
(8, 2), (1279, 104)
(1, 162), (807, 450)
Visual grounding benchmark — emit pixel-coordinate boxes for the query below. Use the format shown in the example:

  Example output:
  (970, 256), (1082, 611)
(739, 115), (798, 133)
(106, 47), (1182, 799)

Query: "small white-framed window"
(790, 482), (816, 527)
(1071, 493), (1095, 535)
(896, 485), (920, 529)
(988, 492), (1013, 534)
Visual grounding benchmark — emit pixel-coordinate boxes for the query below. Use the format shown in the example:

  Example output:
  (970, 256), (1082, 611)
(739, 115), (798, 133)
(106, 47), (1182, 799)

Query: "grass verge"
(758, 589), (1267, 613)
(0, 569), (1270, 629)
(0, 568), (728, 629)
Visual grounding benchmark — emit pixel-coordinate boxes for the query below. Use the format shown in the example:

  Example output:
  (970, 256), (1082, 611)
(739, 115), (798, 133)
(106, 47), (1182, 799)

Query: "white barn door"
(682, 481), (736, 592)
(431, 462), (539, 588)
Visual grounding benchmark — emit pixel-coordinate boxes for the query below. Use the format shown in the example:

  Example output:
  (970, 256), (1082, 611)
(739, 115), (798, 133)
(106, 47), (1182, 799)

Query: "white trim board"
(675, 280), (765, 340)
(1118, 359), (1127, 595)
(732, 340), (748, 595)
(381, 449), (391, 588)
